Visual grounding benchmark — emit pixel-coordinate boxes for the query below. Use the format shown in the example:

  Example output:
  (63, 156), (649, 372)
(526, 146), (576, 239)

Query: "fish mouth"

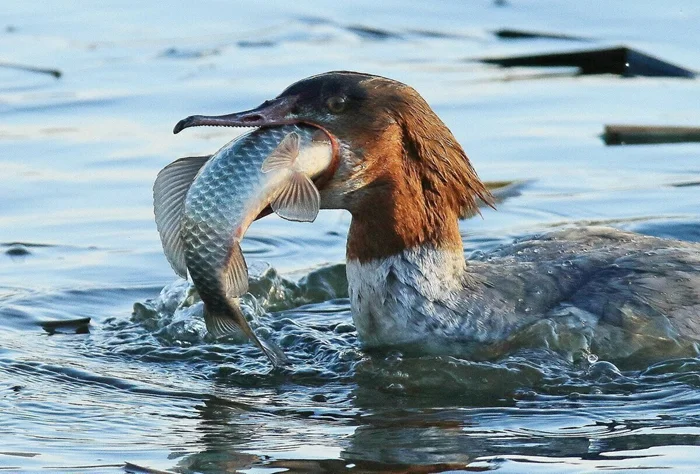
(173, 95), (341, 206)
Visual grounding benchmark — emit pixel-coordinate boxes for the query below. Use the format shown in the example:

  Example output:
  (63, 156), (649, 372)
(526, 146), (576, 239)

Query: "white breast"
(346, 245), (468, 348)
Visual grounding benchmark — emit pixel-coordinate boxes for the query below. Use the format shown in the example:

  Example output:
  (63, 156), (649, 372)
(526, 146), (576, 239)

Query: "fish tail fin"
(203, 301), (289, 368)
(256, 335), (290, 369)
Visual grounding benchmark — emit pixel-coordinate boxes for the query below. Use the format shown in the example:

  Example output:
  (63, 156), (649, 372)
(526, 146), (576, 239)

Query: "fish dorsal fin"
(222, 241), (249, 298)
(271, 172), (321, 222)
(153, 155), (210, 278)
(261, 132), (321, 222)
(261, 131), (299, 172)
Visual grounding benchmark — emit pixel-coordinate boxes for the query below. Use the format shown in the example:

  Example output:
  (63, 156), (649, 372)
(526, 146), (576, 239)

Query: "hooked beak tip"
(173, 116), (194, 134)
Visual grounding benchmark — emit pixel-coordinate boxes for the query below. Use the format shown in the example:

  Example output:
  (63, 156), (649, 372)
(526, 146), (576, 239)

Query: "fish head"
(174, 71), (493, 216)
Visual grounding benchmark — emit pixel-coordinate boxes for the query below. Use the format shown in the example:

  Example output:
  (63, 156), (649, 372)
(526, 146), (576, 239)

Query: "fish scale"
(182, 128), (299, 301)
(153, 123), (333, 366)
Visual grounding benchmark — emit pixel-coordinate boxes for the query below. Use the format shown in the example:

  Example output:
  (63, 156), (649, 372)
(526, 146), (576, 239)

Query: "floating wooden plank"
(603, 125), (700, 145)
(40, 317), (91, 334)
(479, 47), (696, 78)
(124, 462), (174, 474)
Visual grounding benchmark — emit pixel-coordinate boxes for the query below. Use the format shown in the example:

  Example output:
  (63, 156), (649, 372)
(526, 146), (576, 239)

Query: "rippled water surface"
(2, 1), (700, 472)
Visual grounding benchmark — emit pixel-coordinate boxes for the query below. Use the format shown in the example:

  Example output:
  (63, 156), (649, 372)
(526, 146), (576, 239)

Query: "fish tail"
(256, 334), (290, 369)
(203, 300), (289, 368)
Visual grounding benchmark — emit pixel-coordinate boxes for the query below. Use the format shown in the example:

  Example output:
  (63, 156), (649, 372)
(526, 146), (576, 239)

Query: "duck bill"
(173, 96), (299, 134)
(174, 95), (341, 221)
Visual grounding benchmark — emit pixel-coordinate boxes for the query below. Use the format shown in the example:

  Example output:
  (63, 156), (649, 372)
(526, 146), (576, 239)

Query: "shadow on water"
(156, 346), (700, 472)
(115, 257), (700, 472)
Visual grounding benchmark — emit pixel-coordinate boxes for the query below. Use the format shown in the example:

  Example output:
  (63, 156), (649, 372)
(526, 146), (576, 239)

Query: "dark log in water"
(478, 47), (696, 78)
(40, 317), (91, 334)
(603, 125), (700, 145)
(124, 462), (174, 474)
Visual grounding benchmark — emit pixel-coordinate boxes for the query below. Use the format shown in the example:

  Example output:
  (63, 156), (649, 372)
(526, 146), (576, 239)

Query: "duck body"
(348, 226), (700, 360)
(174, 71), (700, 361)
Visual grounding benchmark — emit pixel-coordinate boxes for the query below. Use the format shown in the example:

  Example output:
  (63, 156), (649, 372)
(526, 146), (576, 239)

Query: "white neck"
(346, 244), (468, 348)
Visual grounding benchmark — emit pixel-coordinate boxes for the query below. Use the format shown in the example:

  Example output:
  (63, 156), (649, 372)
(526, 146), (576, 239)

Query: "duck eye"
(326, 96), (347, 114)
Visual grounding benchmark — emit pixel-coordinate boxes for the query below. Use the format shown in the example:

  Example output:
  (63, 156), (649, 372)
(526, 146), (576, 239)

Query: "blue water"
(1, 1), (700, 472)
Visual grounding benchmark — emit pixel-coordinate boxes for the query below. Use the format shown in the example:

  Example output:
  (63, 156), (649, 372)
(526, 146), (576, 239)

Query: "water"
(1, 0), (699, 472)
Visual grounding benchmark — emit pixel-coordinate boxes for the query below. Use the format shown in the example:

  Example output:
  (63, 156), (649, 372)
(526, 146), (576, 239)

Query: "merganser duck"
(174, 71), (700, 360)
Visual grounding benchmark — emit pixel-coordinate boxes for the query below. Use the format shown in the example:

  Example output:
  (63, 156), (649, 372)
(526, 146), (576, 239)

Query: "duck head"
(174, 71), (493, 261)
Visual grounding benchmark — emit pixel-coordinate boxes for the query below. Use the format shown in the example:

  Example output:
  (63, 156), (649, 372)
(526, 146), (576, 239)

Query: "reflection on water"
(1, 0), (700, 472)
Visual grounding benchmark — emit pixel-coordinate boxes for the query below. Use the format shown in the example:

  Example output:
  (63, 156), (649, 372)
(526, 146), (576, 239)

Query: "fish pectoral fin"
(204, 303), (290, 368)
(153, 155), (210, 278)
(261, 131), (321, 222)
(261, 132), (300, 173)
(222, 242), (249, 298)
(271, 171), (321, 222)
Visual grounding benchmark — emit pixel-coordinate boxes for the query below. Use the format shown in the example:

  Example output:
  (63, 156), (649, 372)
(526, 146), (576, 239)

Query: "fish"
(154, 124), (336, 366)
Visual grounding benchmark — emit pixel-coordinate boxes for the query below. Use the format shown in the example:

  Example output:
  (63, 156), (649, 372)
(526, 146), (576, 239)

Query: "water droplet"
(386, 383), (405, 393)
(518, 390), (537, 400)
(339, 349), (360, 361)
(334, 322), (355, 334)
(311, 393), (327, 402)
(587, 353), (599, 364)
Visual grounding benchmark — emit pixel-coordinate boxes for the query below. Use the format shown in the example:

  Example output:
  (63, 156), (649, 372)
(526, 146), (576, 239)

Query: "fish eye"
(326, 96), (347, 114)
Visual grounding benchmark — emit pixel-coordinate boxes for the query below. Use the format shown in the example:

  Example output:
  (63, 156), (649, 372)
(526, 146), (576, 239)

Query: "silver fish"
(154, 124), (335, 366)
